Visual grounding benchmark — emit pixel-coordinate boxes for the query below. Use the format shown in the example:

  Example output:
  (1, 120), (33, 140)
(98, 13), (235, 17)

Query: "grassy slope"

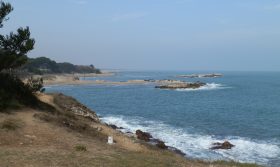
(0, 94), (261, 167)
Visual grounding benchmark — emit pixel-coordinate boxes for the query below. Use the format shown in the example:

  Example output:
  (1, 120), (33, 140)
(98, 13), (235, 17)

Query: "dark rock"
(144, 79), (155, 82)
(109, 124), (118, 129)
(211, 141), (235, 150)
(169, 147), (186, 156)
(136, 130), (152, 142)
(156, 140), (168, 149)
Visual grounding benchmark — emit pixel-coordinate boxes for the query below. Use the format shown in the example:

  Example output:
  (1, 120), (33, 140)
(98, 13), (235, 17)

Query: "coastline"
(0, 92), (261, 166)
(42, 73), (205, 87)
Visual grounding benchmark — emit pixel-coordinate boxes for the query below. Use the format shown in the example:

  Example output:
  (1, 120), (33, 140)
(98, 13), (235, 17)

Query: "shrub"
(26, 76), (45, 93)
(0, 73), (38, 110)
(0, 73), (53, 111)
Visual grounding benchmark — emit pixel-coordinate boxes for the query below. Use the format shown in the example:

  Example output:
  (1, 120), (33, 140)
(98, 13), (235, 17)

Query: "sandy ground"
(42, 73), (187, 86)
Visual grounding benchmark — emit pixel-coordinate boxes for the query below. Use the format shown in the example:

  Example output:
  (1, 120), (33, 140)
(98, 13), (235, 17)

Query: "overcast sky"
(3, 0), (280, 71)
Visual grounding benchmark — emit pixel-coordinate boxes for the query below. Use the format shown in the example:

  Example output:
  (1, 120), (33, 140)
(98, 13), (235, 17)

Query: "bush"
(0, 73), (38, 110)
(26, 76), (45, 93)
(0, 73), (54, 111)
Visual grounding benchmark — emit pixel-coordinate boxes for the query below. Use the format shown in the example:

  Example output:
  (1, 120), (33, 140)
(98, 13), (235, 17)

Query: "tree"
(0, 1), (37, 110)
(0, 1), (35, 72)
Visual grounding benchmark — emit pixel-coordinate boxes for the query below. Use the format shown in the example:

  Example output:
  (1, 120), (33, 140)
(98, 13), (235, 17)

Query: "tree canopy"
(0, 1), (35, 72)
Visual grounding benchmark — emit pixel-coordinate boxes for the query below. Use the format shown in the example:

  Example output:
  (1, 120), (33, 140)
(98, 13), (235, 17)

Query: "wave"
(176, 83), (227, 92)
(101, 115), (280, 166)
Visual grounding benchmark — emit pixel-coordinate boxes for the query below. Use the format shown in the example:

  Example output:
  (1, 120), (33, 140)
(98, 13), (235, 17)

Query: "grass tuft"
(75, 145), (87, 152)
(0, 118), (22, 131)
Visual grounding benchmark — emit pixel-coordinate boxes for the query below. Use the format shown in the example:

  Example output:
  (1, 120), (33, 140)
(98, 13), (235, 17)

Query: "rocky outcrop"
(211, 141), (235, 150)
(136, 130), (152, 142)
(155, 82), (206, 90)
(53, 93), (99, 122)
(156, 140), (168, 149)
(177, 74), (223, 78)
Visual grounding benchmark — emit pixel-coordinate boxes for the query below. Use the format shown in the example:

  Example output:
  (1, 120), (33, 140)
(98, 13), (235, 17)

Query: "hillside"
(21, 57), (101, 74)
(0, 93), (260, 167)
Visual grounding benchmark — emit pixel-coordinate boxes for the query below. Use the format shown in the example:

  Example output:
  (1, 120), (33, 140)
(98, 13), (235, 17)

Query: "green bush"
(0, 73), (38, 110)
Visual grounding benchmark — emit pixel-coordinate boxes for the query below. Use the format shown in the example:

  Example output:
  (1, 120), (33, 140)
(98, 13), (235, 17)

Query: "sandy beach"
(41, 73), (191, 86)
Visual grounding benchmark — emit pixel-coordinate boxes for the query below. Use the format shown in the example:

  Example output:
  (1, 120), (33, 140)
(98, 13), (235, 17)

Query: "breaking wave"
(176, 83), (227, 91)
(101, 115), (280, 166)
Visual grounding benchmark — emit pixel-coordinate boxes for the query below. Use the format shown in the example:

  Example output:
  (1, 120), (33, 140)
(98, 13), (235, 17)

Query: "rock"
(155, 82), (206, 90)
(108, 124), (124, 130)
(169, 147), (186, 156)
(177, 74), (223, 78)
(156, 140), (168, 149)
(109, 124), (118, 129)
(211, 141), (235, 150)
(136, 130), (152, 142)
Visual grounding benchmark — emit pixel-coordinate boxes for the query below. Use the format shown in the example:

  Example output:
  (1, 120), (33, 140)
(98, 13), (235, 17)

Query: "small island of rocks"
(155, 81), (206, 90)
(176, 73), (223, 78)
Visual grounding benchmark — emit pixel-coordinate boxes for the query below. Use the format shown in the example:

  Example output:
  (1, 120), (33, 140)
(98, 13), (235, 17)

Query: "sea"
(45, 71), (280, 167)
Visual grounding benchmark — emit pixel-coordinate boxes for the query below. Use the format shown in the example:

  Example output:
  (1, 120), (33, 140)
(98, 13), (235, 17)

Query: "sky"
(2, 0), (280, 71)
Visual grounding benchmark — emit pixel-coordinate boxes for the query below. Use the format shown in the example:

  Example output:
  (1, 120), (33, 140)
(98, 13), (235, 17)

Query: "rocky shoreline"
(104, 119), (235, 158)
(177, 73), (223, 78)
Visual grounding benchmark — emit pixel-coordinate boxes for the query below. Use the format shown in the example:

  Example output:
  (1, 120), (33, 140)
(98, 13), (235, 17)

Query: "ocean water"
(46, 71), (280, 166)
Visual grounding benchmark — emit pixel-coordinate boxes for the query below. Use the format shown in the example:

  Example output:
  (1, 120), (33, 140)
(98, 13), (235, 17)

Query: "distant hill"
(21, 57), (101, 74)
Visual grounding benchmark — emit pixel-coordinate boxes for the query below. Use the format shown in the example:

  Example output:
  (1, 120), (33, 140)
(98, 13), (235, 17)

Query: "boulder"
(156, 140), (168, 149)
(109, 124), (118, 129)
(136, 130), (152, 142)
(211, 141), (234, 150)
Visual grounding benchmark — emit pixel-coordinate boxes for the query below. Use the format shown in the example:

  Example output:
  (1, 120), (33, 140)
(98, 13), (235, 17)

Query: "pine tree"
(0, 1), (35, 72)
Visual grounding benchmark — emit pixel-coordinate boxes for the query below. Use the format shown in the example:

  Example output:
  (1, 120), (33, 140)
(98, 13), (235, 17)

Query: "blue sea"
(46, 71), (280, 167)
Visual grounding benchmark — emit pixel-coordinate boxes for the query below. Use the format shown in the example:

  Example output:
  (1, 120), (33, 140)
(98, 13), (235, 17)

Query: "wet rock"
(156, 140), (168, 149)
(109, 124), (118, 129)
(169, 147), (186, 156)
(136, 130), (152, 142)
(211, 141), (235, 150)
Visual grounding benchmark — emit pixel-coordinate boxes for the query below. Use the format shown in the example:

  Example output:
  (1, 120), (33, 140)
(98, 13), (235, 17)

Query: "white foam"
(176, 83), (226, 92)
(101, 115), (280, 166)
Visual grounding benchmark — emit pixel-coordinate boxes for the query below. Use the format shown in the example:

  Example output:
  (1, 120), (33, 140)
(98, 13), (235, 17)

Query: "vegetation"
(74, 145), (87, 152)
(0, 1), (47, 111)
(22, 57), (101, 74)
(0, 2), (35, 72)
(26, 76), (45, 93)
(0, 118), (22, 130)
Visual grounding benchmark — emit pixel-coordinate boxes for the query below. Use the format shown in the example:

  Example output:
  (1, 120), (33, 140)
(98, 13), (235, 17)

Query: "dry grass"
(0, 94), (262, 167)
(74, 144), (87, 152)
(0, 118), (23, 131)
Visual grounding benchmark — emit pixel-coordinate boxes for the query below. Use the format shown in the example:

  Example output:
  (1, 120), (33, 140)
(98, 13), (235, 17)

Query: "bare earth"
(0, 94), (259, 167)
